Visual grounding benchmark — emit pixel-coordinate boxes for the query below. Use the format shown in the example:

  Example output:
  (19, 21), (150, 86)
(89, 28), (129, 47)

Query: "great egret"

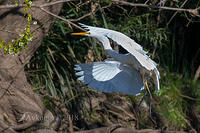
(72, 23), (160, 97)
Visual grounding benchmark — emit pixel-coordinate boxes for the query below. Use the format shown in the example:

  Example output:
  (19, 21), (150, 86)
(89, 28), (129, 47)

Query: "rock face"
(0, 0), (62, 132)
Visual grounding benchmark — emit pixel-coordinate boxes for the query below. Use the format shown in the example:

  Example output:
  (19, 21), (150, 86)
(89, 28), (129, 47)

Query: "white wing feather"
(79, 23), (146, 55)
(74, 60), (144, 96)
(79, 23), (157, 71)
(153, 68), (160, 91)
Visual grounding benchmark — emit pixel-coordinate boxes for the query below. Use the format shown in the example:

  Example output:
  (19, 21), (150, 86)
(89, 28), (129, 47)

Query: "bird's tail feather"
(153, 68), (160, 91)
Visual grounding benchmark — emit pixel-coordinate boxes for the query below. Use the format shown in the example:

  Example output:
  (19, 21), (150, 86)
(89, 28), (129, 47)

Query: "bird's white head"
(71, 30), (112, 50)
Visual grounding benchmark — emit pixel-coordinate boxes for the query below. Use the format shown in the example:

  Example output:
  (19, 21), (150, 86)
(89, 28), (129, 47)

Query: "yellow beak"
(71, 32), (89, 35)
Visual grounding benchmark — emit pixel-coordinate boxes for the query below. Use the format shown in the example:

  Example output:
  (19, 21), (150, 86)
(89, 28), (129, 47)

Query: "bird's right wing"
(74, 60), (144, 96)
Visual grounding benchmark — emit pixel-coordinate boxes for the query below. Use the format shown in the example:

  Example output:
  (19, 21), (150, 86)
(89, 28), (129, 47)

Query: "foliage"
(0, 0), (33, 54)
(157, 73), (194, 129)
(25, 0), (200, 131)
(119, 13), (168, 48)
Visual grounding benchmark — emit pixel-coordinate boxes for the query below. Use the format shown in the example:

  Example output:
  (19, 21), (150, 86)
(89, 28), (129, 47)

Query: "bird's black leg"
(145, 81), (156, 124)
(148, 90), (152, 117)
(137, 91), (148, 116)
(144, 81), (152, 118)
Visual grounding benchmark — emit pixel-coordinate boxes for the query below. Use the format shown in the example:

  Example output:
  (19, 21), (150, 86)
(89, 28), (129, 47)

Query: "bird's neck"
(105, 49), (129, 63)
(97, 36), (127, 62)
(97, 36), (112, 50)
(96, 36), (127, 63)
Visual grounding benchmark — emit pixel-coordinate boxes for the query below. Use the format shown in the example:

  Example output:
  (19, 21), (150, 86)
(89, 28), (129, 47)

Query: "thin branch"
(40, 7), (86, 31)
(112, 0), (200, 17)
(145, 0), (150, 5)
(39, 0), (76, 8)
(0, 0), (75, 9)
(167, 0), (188, 26)
(69, 3), (112, 22)
(1, 0), (199, 31)
(179, 93), (200, 101)
(41, 2), (111, 30)
(0, 29), (18, 35)
(194, 65), (200, 81)
(0, 0), (85, 31)
(69, 12), (92, 22)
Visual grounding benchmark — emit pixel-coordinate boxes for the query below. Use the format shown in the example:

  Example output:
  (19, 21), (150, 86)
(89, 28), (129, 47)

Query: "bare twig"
(69, 3), (112, 22)
(39, 0), (76, 8)
(194, 65), (200, 81)
(39, 1), (111, 30)
(69, 12), (92, 22)
(184, 11), (193, 27)
(1, 0), (199, 31)
(112, 0), (200, 17)
(145, 0), (150, 5)
(0, 29), (18, 35)
(179, 93), (200, 101)
(40, 7), (86, 31)
(0, 0), (86, 31)
(167, 0), (188, 26)
(0, 0), (75, 9)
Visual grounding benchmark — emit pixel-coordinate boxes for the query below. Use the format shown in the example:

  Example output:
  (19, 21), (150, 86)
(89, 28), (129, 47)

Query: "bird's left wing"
(79, 23), (147, 55)
(79, 23), (158, 71)
(74, 60), (144, 96)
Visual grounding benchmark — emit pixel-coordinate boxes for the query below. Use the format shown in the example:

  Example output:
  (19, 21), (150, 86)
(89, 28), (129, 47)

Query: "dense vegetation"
(25, 0), (200, 132)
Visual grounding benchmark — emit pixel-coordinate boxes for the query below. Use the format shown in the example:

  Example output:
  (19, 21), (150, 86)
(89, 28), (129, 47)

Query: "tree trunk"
(0, 0), (63, 132)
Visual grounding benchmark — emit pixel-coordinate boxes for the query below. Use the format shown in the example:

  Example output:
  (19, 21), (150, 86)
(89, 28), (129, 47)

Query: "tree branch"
(40, 7), (86, 31)
(0, 0), (86, 31)
(39, 0), (76, 8)
(194, 65), (200, 81)
(1, 0), (199, 32)
(167, 0), (189, 26)
(0, 0), (75, 9)
(0, 29), (18, 35)
(69, 3), (112, 22)
(112, 0), (200, 17)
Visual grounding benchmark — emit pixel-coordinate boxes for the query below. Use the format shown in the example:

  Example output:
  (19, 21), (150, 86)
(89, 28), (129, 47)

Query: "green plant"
(156, 72), (200, 129)
(25, 0), (200, 131)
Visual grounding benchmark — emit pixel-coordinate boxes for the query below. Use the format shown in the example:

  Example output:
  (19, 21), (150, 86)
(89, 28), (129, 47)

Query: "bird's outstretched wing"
(74, 60), (144, 96)
(79, 23), (157, 71)
(79, 23), (146, 55)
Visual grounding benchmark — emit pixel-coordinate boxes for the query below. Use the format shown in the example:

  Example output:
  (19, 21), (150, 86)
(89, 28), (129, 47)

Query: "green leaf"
(0, 40), (4, 48)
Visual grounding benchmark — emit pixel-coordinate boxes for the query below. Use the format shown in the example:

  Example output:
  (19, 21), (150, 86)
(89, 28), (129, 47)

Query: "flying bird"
(72, 24), (160, 97)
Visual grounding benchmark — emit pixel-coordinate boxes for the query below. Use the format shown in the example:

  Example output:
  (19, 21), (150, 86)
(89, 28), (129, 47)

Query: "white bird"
(72, 23), (160, 96)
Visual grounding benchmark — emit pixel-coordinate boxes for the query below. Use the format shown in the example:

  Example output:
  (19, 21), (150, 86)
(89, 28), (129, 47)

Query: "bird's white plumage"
(75, 60), (144, 95)
(79, 23), (145, 54)
(79, 23), (158, 71)
(92, 62), (122, 81)
(153, 68), (160, 90)
(74, 23), (160, 94)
